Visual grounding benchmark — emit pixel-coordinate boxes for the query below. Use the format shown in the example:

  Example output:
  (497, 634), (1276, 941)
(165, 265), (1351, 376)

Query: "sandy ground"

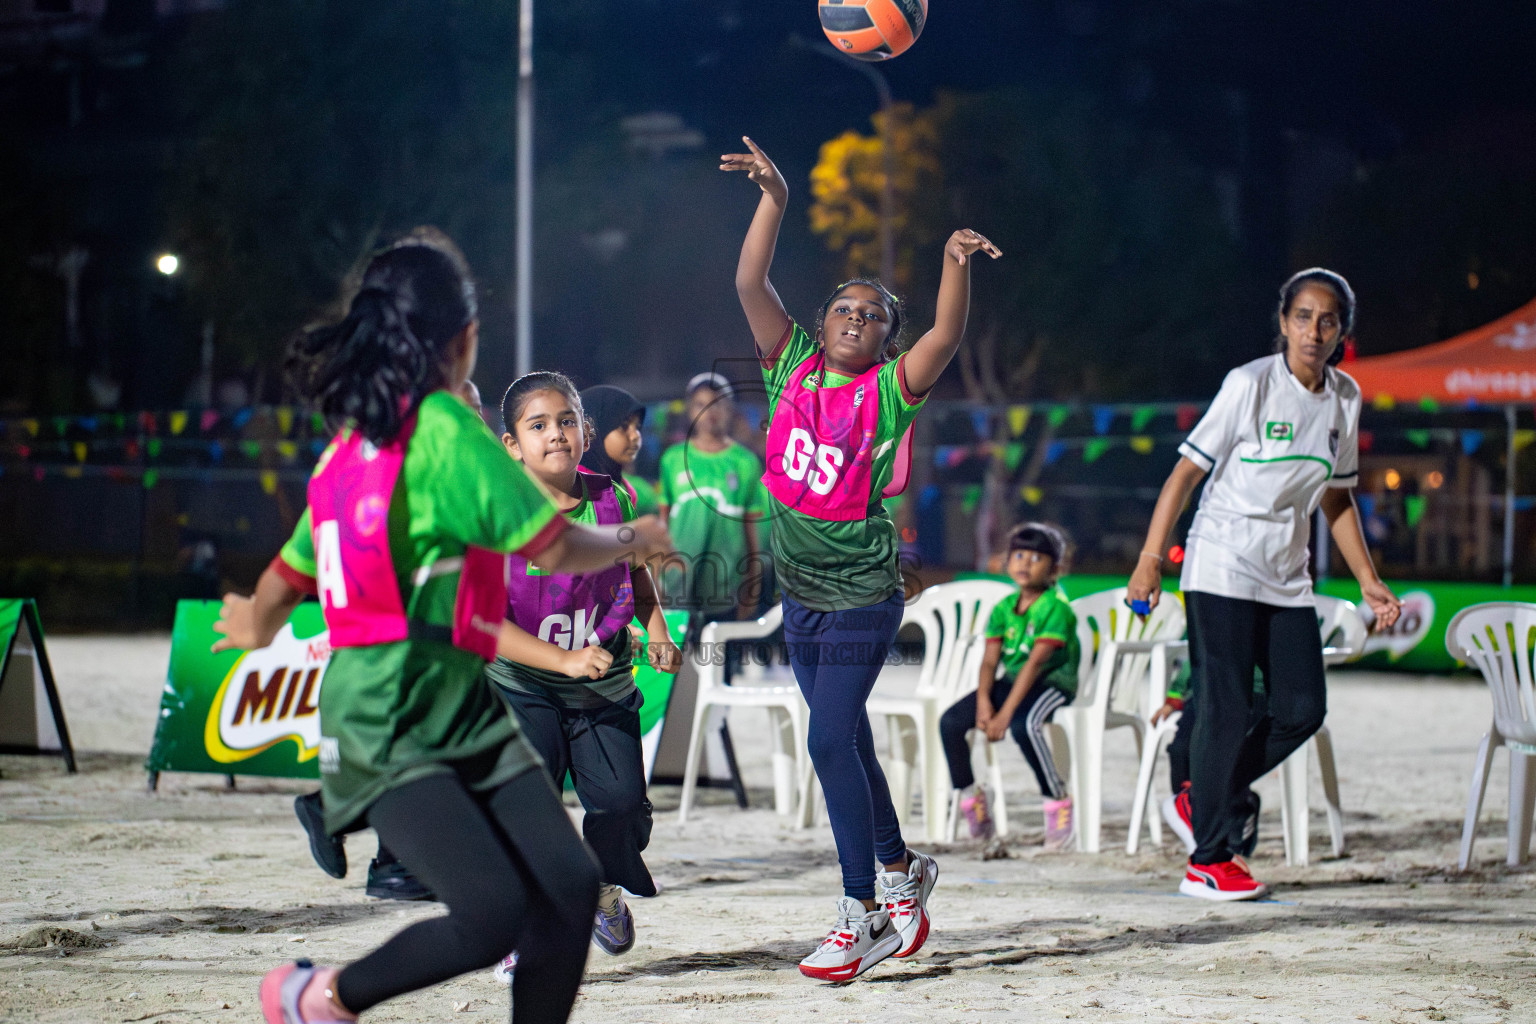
(3, 634), (1534, 1023)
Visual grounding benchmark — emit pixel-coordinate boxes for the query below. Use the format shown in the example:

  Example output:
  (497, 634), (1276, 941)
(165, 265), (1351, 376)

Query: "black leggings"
(1185, 591), (1326, 863)
(336, 770), (601, 1023)
(500, 687), (656, 896)
(939, 677), (1071, 799)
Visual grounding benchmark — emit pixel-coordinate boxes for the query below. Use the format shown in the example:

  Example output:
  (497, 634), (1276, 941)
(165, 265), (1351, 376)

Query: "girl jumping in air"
(723, 136), (1000, 980)
(486, 371), (682, 981)
(215, 233), (670, 1024)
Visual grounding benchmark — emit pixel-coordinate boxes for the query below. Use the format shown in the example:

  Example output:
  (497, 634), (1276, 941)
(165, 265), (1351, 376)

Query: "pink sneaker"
(1042, 796), (1074, 851)
(260, 961), (353, 1024)
(959, 787), (994, 839)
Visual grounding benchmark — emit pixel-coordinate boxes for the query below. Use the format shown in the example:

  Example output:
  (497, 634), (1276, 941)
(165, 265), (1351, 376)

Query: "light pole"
(790, 35), (896, 286)
(515, 0), (534, 378)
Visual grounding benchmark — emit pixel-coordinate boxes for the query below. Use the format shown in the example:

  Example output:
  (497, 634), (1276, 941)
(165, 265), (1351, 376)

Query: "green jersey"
(657, 440), (766, 616)
(762, 320), (926, 611)
(628, 475), (660, 516)
(485, 475), (640, 709)
(984, 587), (1081, 698)
(277, 390), (562, 835)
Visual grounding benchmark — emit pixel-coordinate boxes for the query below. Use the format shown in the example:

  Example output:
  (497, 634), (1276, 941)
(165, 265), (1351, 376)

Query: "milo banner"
(962, 573), (1536, 675)
(146, 600), (685, 784)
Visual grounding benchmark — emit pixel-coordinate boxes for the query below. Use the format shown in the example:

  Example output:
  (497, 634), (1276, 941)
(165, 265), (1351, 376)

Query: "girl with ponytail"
(214, 229), (671, 1024)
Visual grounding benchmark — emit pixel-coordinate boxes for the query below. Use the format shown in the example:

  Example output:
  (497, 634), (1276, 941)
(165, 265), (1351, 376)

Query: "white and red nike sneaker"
(798, 897), (902, 981)
(878, 849), (938, 958)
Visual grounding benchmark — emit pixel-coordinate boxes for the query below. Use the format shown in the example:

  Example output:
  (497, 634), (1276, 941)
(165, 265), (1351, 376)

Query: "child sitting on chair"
(939, 522), (1080, 850)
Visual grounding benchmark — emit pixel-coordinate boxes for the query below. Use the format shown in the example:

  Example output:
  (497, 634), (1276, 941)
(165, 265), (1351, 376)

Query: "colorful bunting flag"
(241, 440), (262, 460)
(147, 438), (163, 459)
(1130, 436), (1154, 454)
(1418, 397), (1439, 413)
(1083, 438), (1112, 464)
(1007, 406), (1030, 436)
(1515, 430), (1535, 453)
(1047, 405), (1071, 429)
(73, 442), (87, 463)
(276, 406), (294, 435)
(1131, 406), (1157, 433)
(1404, 495), (1426, 530)
(200, 409), (219, 432)
(277, 441), (298, 460)
(142, 469), (159, 489)
(1461, 430), (1484, 456)
(1092, 406), (1115, 435)
(260, 470), (279, 495)
(1003, 442), (1025, 472)
(1405, 429), (1430, 449)
(170, 411), (188, 435)
(1176, 405), (1199, 431)
(232, 407), (254, 430)
(1020, 485), (1043, 505)
(1372, 394), (1396, 411)
(1044, 441), (1066, 466)
(970, 410), (990, 439)
(22, 419), (38, 437)
(961, 484), (982, 514)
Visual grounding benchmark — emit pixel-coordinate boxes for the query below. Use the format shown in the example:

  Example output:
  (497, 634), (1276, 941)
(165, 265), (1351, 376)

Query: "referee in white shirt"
(1128, 268), (1401, 901)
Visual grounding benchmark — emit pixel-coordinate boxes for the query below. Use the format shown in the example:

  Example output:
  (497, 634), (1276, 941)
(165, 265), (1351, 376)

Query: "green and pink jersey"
(761, 319), (924, 611)
(276, 390), (564, 834)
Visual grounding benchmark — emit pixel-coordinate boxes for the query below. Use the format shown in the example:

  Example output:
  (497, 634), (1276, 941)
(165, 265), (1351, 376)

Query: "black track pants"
(1185, 590), (1326, 864)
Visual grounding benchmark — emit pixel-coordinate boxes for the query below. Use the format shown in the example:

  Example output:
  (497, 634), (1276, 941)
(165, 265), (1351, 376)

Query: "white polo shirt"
(1177, 353), (1360, 607)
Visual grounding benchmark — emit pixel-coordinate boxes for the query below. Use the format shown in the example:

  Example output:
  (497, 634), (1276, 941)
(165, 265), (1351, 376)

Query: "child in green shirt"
(657, 371), (767, 626)
(939, 523), (1081, 851)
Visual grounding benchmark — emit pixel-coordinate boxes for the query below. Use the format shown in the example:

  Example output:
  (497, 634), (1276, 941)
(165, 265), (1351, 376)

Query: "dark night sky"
(4, 0), (1536, 411)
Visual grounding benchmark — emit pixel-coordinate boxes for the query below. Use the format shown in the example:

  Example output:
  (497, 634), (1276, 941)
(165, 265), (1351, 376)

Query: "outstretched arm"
(722, 137), (792, 356)
(534, 516), (671, 576)
(901, 229), (1002, 397)
(212, 566), (306, 653)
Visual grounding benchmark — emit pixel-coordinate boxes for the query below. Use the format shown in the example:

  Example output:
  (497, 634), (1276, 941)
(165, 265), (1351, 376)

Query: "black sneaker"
(365, 857), (436, 901)
(293, 792), (346, 879)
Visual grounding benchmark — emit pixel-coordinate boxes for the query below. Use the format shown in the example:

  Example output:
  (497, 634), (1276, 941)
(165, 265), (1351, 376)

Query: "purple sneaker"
(592, 884), (635, 955)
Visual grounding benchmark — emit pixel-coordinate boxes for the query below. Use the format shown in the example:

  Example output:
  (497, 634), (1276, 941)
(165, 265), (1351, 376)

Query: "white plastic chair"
(942, 634), (1013, 840)
(1275, 593), (1362, 865)
(676, 604), (810, 824)
(1445, 601), (1536, 870)
(860, 579), (1015, 840)
(1123, 593), (1362, 864)
(1052, 587), (1187, 853)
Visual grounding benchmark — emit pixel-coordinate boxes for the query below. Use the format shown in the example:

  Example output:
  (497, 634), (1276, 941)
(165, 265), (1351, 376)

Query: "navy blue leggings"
(783, 592), (908, 901)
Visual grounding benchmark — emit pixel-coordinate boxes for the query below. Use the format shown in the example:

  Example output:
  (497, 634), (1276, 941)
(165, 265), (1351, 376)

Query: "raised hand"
(720, 137), (788, 203)
(945, 228), (1002, 266)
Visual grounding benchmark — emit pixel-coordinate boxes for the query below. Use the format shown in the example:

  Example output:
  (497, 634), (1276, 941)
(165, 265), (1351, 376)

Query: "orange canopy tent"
(1345, 297), (1535, 585)
(1344, 295), (1536, 406)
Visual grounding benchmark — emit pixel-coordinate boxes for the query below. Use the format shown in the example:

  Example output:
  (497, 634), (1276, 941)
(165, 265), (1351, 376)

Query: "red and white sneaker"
(1162, 781), (1196, 855)
(798, 897), (902, 981)
(1180, 859), (1269, 901)
(878, 850), (938, 958)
